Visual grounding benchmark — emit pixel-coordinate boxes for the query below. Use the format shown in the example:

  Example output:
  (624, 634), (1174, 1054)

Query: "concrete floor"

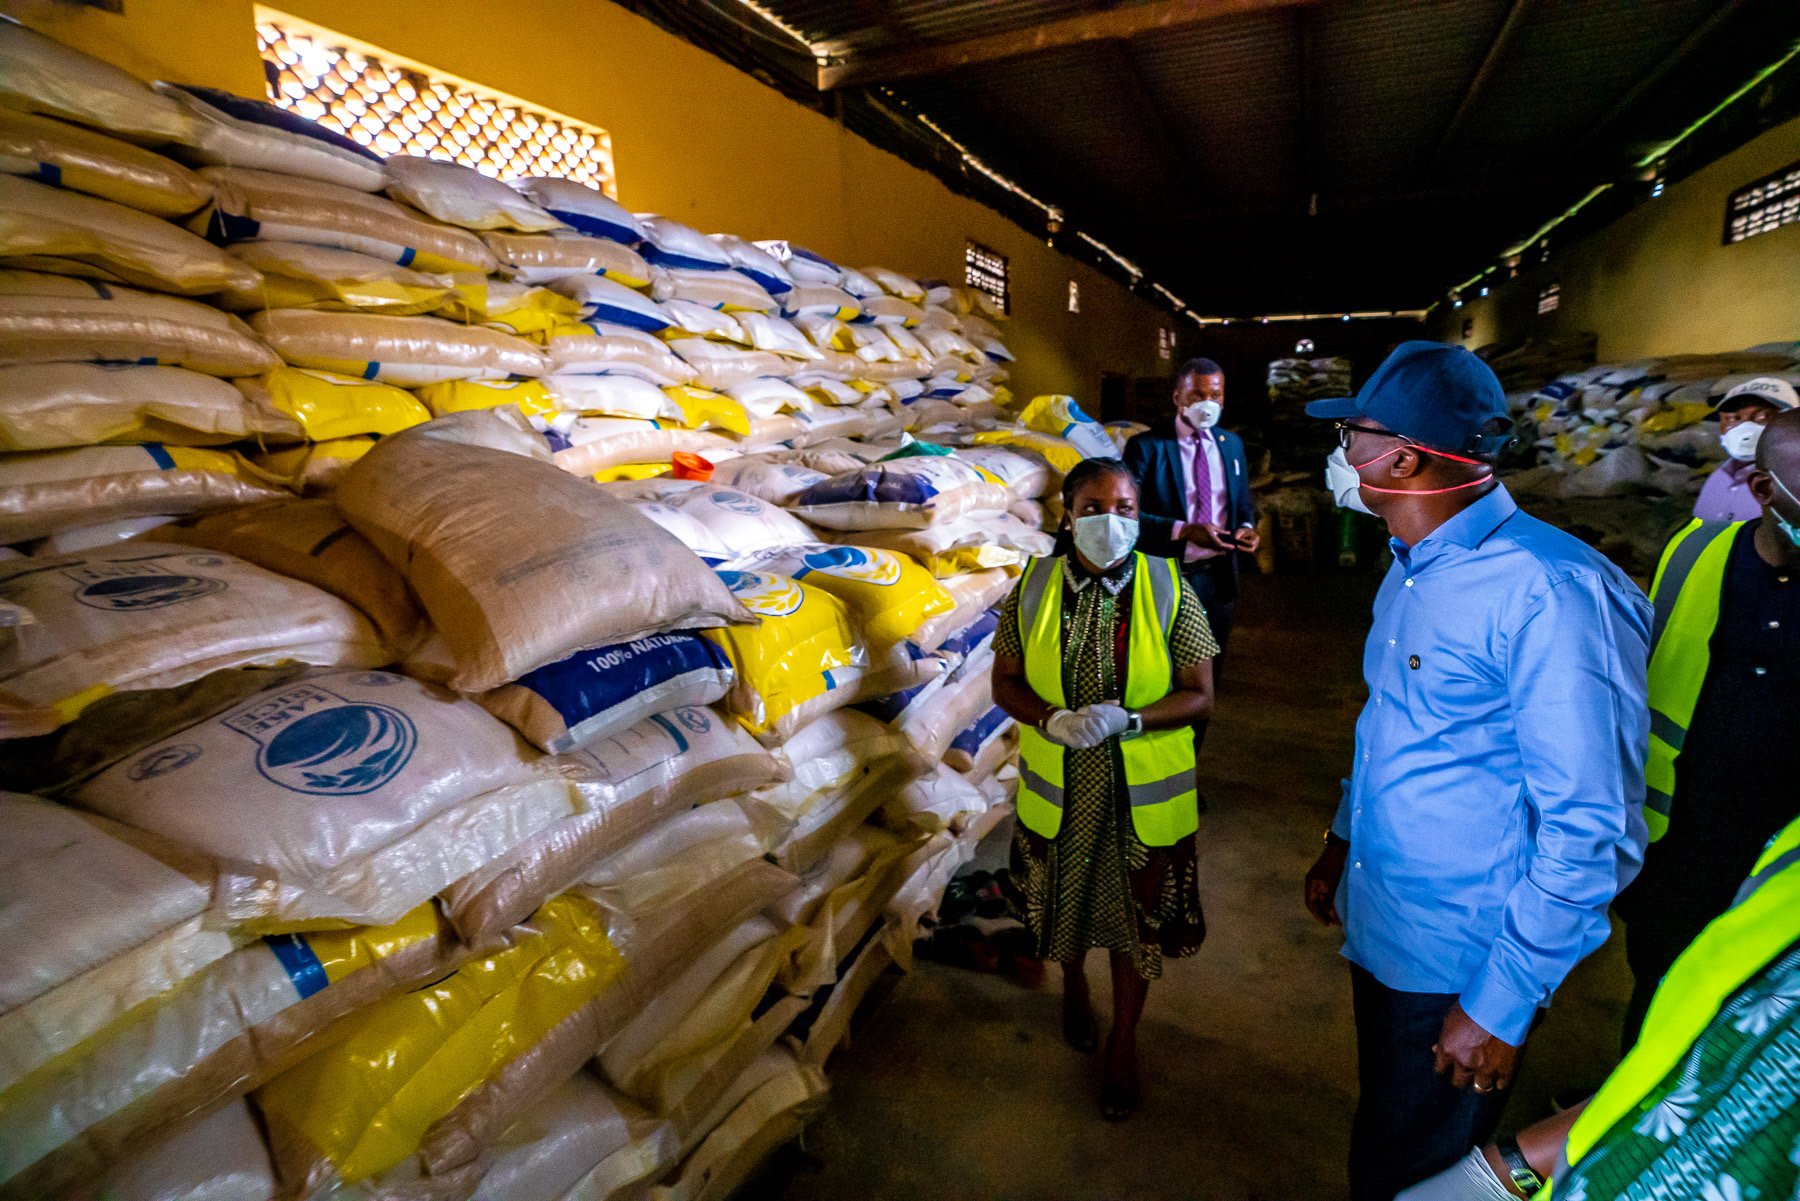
(752, 571), (1634, 1201)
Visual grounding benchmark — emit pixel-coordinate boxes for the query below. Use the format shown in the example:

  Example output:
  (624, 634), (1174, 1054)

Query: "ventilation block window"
(256, 14), (616, 194)
(1158, 327), (1174, 361)
(1067, 279), (1080, 313)
(1724, 160), (1800, 245)
(1537, 282), (1561, 315)
(964, 241), (1010, 315)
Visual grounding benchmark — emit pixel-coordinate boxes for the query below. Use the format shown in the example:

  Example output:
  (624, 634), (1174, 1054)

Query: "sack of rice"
(861, 266), (925, 302)
(543, 323), (696, 382)
(756, 242), (841, 286)
(236, 364), (431, 439)
(475, 634), (735, 754)
(255, 894), (623, 1193)
(790, 455), (1011, 531)
(609, 479), (815, 555)
(510, 178), (644, 244)
(1017, 393), (1115, 460)
(649, 1052), (828, 1201)
(652, 268), (777, 314)
(0, 542), (384, 735)
(0, 108), (210, 218)
(894, 655), (993, 762)
(725, 543), (953, 656)
(942, 704), (1012, 773)
(159, 84), (385, 191)
(470, 1073), (672, 1201)
(707, 456), (826, 505)
(709, 235), (792, 297)
(0, 22), (193, 144)
(840, 511), (1051, 572)
(0, 362), (295, 451)
(545, 416), (730, 478)
(878, 761), (989, 834)
(251, 310), (547, 385)
(543, 372), (678, 421)
(793, 928), (895, 1068)
(545, 274), (673, 332)
(382, 155), (562, 232)
(860, 295), (925, 328)
(703, 569), (867, 744)
(62, 1100), (275, 1201)
(70, 666), (594, 929)
(781, 283), (860, 321)
(200, 167), (497, 274)
(158, 498), (426, 651)
(414, 377), (561, 424)
(0, 175), (260, 296)
(970, 426), (1083, 475)
(0, 793), (227, 1091)
(0, 445), (287, 546)
(215, 240), (456, 314)
(955, 444), (1052, 498)
(579, 796), (791, 922)
(337, 410), (748, 692)
(639, 216), (733, 272)
(724, 376), (814, 420)
(0, 270), (278, 376)
(251, 435), (378, 494)
(910, 567), (1012, 652)
(669, 339), (795, 390)
(483, 230), (651, 286)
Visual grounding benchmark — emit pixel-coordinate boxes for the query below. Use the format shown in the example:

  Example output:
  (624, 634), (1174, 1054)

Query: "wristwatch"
(1124, 710), (1144, 737)
(1494, 1134), (1544, 1196)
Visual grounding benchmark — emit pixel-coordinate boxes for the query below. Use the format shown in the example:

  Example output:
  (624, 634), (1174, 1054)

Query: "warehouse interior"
(0, 0), (1797, 1198)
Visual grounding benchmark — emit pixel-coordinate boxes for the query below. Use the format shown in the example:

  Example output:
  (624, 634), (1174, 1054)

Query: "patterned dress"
(997, 554), (1217, 981)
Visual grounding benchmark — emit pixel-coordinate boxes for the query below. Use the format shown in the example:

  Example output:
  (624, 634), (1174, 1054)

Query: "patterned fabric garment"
(1558, 938), (1800, 1200)
(998, 554), (1218, 980)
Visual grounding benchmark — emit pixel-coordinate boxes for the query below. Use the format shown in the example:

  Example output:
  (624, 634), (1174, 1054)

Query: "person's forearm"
(993, 670), (1056, 729)
(1480, 1101), (1587, 1195)
(1136, 688), (1211, 731)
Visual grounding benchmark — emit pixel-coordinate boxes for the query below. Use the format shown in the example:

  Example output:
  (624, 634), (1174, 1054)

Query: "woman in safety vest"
(992, 456), (1218, 1121)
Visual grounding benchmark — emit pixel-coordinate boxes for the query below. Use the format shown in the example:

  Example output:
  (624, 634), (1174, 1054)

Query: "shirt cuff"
(1459, 965), (1540, 1047)
(1330, 779), (1353, 842)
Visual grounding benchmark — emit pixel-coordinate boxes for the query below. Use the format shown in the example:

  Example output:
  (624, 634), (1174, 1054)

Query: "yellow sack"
(0, 108), (211, 218)
(215, 241), (456, 315)
(917, 544), (1023, 577)
(662, 385), (751, 436)
(236, 365), (431, 441)
(254, 435), (380, 493)
(0, 444), (287, 544)
(971, 427), (1083, 475)
(594, 462), (675, 483)
(437, 280), (582, 337)
(1016, 394), (1116, 460)
(726, 544), (954, 655)
(256, 894), (624, 1185)
(704, 570), (866, 743)
(0, 362), (299, 451)
(0, 176), (259, 296)
(414, 378), (561, 423)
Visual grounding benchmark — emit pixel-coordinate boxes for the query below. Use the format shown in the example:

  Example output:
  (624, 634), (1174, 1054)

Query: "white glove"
(1394, 1148), (1517, 1201)
(1081, 703), (1131, 741)
(1045, 704), (1131, 750)
(1041, 709), (1084, 748)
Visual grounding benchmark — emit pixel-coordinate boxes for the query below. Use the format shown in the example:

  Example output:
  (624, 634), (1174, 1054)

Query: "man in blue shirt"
(1300, 341), (1652, 1201)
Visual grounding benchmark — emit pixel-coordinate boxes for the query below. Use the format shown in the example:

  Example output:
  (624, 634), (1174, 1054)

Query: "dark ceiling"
(627, 0), (1800, 317)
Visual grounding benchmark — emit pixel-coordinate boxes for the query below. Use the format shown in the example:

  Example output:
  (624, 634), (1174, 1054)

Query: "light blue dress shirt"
(1331, 484), (1651, 1044)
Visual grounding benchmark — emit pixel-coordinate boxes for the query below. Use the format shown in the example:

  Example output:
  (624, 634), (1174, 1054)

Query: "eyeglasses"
(1335, 420), (1410, 450)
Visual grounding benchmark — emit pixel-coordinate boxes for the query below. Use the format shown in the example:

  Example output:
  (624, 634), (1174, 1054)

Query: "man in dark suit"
(1122, 357), (1260, 652)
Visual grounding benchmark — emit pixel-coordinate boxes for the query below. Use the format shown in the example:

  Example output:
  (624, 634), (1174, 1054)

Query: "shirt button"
(1404, 578), (1415, 588)
(1388, 638), (1397, 646)
(1375, 696), (1383, 706)
(1769, 620), (1781, 630)
(1354, 861), (1363, 870)
(1408, 655), (1421, 670)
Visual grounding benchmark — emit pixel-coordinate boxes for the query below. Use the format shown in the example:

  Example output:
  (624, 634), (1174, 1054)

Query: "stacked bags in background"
(0, 20), (1123, 1200)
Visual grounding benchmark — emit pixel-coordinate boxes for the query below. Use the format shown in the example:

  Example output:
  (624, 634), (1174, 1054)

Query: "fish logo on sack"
(224, 682), (417, 795)
(709, 490), (765, 516)
(716, 570), (804, 616)
(675, 707), (713, 735)
(801, 546), (901, 587)
(65, 554), (228, 611)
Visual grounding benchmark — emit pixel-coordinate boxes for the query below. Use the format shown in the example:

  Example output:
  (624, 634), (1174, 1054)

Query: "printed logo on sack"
(223, 683), (417, 795)
(64, 555), (228, 611)
(675, 707), (712, 735)
(709, 490), (765, 516)
(348, 672), (402, 687)
(802, 546), (900, 586)
(128, 743), (203, 781)
(715, 570), (805, 616)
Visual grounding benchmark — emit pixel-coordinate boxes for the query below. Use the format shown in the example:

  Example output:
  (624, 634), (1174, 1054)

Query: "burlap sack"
(337, 410), (750, 692)
(159, 498), (425, 651)
(251, 310), (549, 386)
(0, 108), (211, 218)
(0, 362), (298, 451)
(0, 270), (278, 377)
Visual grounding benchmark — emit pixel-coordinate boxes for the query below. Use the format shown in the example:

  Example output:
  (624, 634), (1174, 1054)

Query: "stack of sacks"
(1267, 356), (1353, 404)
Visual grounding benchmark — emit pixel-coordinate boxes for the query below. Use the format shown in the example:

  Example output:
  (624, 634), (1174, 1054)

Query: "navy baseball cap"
(1306, 340), (1514, 457)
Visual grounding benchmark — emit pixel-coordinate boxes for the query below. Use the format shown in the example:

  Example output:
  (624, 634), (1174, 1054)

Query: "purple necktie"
(1191, 431), (1214, 526)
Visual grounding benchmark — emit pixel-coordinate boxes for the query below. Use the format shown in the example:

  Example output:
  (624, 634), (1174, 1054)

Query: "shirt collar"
(1065, 553), (1135, 595)
(1389, 481), (1518, 555)
(1721, 457), (1758, 481)
(1176, 414), (1211, 441)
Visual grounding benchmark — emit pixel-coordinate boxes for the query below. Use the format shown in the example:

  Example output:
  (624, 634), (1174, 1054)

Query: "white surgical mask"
(1072, 513), (1139, 569)
(1183, 400), (1223, 430)
(1720, 422), (1764, 461)
(1325, 447), (1375, 515)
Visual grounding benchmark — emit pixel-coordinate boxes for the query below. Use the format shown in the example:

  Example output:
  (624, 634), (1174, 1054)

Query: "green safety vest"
(1643, 519), (1743, 842)
(1546, 812), (1800, 1195)
(1015, 552), (1199, 847)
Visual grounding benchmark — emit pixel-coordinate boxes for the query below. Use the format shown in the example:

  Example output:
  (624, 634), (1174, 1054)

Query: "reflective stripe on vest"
(1014, 553), (1198, 847)
(1642, 518), (1739, 842)
(1548, 814), (1800, 1196)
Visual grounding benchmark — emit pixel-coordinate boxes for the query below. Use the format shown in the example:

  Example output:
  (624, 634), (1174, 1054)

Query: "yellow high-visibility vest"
(1643, 518), (1742, 841)
(1546, 813), (1800, 1195)
(1014, 552), (1198, 847)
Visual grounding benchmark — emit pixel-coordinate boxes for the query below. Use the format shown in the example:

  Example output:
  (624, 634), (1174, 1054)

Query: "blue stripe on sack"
(362, 362), (381, 380)
(548, 210), (643, 245)
(593, 305), (671, 333)
(143, 443), (176, 469)
(264, 933), (329, 999)
(516, 635), (730, 727)
(642, 246), (731, 271)
(649, 712), (691, 754)
(396, 247), (417, 267)
(951, 704), (1009, 755)
(32, 162), (63, 187)
(135, 356), (158, 366)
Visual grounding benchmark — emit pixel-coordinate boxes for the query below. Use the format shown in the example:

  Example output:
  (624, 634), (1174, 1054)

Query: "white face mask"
(1183, 400), (1223, 430)
(1720, 421), (1764, 461)
(1325, 447), (1375, 515)
(1072, 513), (1139, 570)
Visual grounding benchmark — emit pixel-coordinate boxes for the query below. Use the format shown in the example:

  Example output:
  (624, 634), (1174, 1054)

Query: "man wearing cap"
(1613, 405), (1800, 1049)
(1694, 376), (1799, 521)
(1299, 341), (1651, 1201)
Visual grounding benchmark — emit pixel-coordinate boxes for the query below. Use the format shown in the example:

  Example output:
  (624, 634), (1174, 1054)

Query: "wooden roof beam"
(817, 0), (1320, 90)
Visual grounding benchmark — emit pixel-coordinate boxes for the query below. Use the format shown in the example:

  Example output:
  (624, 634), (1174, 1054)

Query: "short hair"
(1177, 357), (1223, 381)
(1060, 456), (1138, 513)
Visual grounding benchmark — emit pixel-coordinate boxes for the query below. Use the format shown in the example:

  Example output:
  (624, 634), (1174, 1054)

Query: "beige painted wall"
(3, 0), (1179, 403)
(1434, 115), (1799, 359)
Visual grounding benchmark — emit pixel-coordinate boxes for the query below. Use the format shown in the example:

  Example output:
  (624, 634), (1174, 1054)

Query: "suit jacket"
(1122, 425), (1257, 570)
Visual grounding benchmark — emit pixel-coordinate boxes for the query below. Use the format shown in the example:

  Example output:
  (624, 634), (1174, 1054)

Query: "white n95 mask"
(1326, 448), (1375, 515)
(1183, 400), (1223, 430)
(1072, 513), (1139, 569)
(1720, 421), (1764, 462)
